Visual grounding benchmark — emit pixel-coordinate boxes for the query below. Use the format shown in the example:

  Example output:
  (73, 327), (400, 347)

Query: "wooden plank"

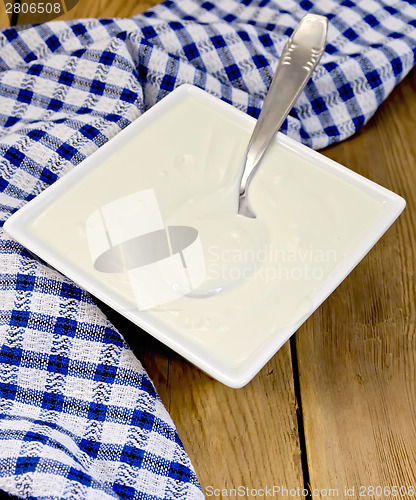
(162, 346), (304, 496)
(297, 69), (416, 497)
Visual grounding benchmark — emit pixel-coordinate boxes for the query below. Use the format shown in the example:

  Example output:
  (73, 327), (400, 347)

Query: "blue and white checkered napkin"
(0, 0), (415, 498)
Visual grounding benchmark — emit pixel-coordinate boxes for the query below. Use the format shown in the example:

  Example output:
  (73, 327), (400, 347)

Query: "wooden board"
(158, 346), (304, 494)
(298, 69), (416, 497)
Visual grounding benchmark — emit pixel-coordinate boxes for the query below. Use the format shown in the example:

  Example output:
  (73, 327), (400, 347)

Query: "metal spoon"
(238, 13), (328, 218)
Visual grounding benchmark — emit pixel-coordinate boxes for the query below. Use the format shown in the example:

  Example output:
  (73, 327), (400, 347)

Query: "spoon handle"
(239, 13), (328, 196)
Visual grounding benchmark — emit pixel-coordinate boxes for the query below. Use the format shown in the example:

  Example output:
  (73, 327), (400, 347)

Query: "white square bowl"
(4, 84), (405, 388)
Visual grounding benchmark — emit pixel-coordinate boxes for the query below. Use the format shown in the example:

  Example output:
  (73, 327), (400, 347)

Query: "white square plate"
(4, 84), (405, 388)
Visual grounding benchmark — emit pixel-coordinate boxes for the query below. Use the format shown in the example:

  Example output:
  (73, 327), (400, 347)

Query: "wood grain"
(298, 69), (416, 497)
(162, 346), (304, 495)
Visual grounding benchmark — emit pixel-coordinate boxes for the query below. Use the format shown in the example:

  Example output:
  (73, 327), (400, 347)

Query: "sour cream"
(27, 90), (388, 372)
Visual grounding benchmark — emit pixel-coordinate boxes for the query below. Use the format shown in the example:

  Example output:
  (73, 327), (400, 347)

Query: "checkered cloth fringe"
(0, 0), (415, 498)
